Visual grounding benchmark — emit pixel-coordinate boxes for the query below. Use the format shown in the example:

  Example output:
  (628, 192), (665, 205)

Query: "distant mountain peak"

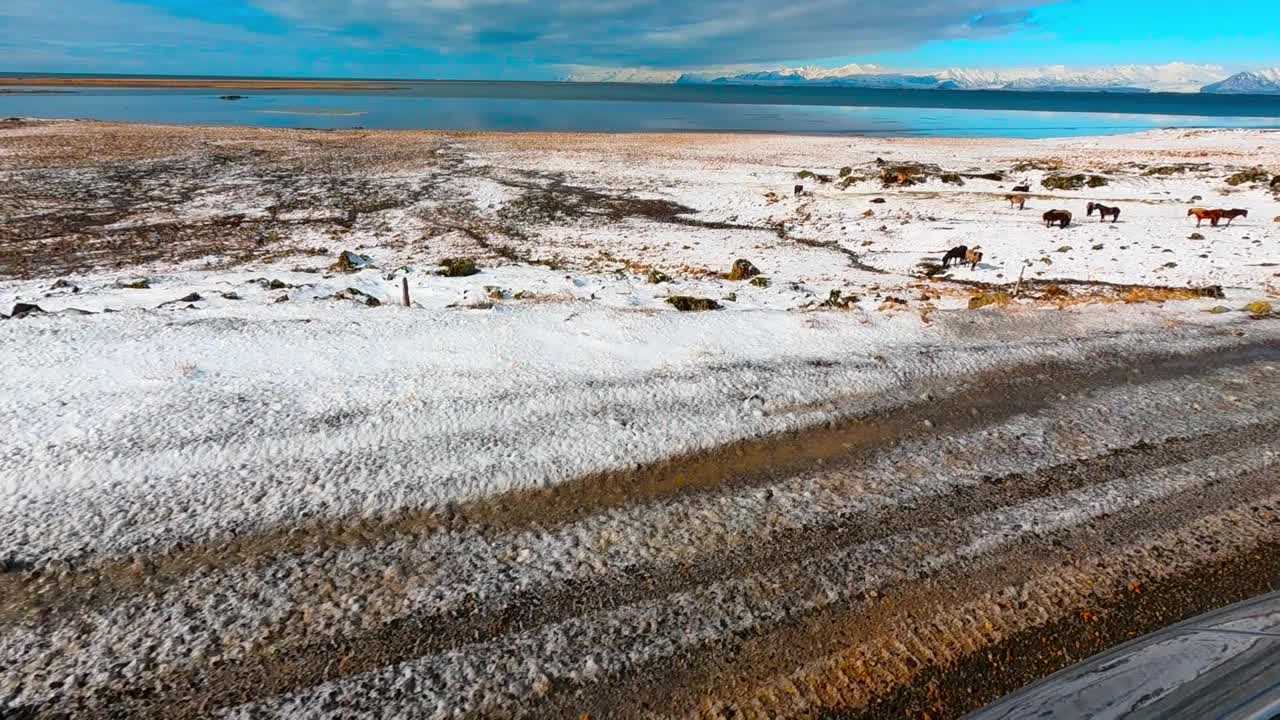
(1200, 70), (1280, 94)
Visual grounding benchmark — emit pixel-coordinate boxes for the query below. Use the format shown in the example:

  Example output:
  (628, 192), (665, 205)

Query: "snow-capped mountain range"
(562, 63), (1280, 94)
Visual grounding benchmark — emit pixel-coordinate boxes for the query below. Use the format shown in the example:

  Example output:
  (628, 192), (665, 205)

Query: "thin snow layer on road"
(221, 446), (1280, 719)
(3, 358), (1276, 706)
(0, 298), (1260, 565)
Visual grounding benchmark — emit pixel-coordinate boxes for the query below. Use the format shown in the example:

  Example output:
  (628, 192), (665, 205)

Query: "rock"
(838, 166), (853, 178)
(331, 250), (372, 273)
(176, 292), (202, 303)
(1198, 285), (1226, 299)
(723, 292), (737, 302)
(870, 197), (886, 204)
(1245, 300), (1273, 316)
(1273, 216), (1280, 223)
(796, 170), (832, 183)
(1203, 305), (1231, 314)
(8, 302), (45, 319)
(726, 259), (760, 281)
(1190, 195), (1203, 202)
(484, 286), (506, 300)
(57, 308), (94, 316)
(221, 292), (241, 300)
(49, 278), (79, 293)
(1091, 244), (1104, 250)
(1189, 233), (1205, 240)
(115, 277), (151, 289)
(218, 95), (247, 101)
(1162, 262), (1177, 268)
(646, 269), (671, 284)
(333, 288), (381, 307)
(750, 276), (771, 288)
(438, 257), (479, 277)
(274, 295), (289, 303)
(1056, 246), (1072, 253)
(1087, 175), (1108, 188)
(666, 296), (721, 312)
(1226, 167), (1269, 186)
(939, 173), (964, 186)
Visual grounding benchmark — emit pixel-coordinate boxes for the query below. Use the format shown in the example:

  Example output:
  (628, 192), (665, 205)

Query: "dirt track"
(4, 332), (1280, 718)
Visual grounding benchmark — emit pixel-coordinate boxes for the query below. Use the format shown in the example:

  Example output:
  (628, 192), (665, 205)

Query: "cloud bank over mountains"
(562, 62), (1280, 94)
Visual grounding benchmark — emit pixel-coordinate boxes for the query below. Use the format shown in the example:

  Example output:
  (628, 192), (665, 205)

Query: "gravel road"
(4, 325), (1279, 719)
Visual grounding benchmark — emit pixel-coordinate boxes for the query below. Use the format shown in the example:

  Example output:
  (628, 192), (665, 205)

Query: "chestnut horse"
(1187, 208), (1223, 227)
(1006, 194), (1026, 209)
(1086, 202), (1120, 222)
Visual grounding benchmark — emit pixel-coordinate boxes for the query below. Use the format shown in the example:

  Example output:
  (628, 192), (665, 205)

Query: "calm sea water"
(3, 81), (1280, 138)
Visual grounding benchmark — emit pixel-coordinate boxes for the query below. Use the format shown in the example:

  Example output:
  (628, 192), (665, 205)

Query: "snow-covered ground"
(2, 121), (1278, 563)
(2, 122), (1280, 718)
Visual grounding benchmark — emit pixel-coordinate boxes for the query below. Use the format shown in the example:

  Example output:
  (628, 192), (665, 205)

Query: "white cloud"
(246, 0), (1056, 66)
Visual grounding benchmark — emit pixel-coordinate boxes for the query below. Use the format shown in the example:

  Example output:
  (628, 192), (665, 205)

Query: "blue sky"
(1, 0), (1277, 79)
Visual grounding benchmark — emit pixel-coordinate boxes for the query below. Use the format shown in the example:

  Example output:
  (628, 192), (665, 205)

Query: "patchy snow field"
(2, 121), (1280, 718)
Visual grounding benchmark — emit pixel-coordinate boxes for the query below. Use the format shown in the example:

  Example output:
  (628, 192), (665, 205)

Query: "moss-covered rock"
(1189, 232), (1205, 240)
(1226, 167), (1270, 186)
(838, 166), (853, 178)
(750, 276), (771, 288)
(1245, 300), (1273, 316)
(647, 269), (672, 284)
(1086, 175), (1109, 188)
(115, 277), (151, 289)
(1041, 174), (1089, 191)
(666, 296), (721, 312)
(439, 257), (479, 277)
(727, 258), (761, 281)
(940, 173), (965, 186)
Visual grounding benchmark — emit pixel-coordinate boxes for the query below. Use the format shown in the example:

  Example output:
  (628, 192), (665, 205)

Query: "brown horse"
(1188, 208), (1223, 227)
(1006, 194), (1027, 209)
(1043, 209), (1072, 228)
(1221, 208), (1248, 225)
(942, 245), (982, 270)
(1086, 202), (1120, 222)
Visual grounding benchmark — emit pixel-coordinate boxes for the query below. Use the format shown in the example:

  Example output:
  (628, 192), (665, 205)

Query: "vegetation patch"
(968, 292), (1011, 310)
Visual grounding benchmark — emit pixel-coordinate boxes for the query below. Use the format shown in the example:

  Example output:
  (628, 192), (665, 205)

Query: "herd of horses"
(1002, 194), (1250, 230)
(938, 195), (1254, 272)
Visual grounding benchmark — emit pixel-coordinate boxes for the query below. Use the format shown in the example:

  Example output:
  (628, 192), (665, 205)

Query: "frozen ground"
(1, 121), (1279, 718)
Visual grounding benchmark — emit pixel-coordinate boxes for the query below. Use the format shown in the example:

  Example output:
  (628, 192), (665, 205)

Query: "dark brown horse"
(1221, 208), (1248, 225)
(942, 245), (982, 270)
(1086, 202), (1120, 222)
(1043, 209), (1072, 228)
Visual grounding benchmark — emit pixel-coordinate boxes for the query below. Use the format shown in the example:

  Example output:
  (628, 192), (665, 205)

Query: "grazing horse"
(942, 245), (982, 270)
(794, 184), (804, 196)
(1043, 209), (1072, 228)
(1006, 194), (1027, 209)
(1221, 208), (1248, 225)
(1187, 207), (1223, 227)
(1086, 202), (1121, 222)
(1012, 184), (1031, 193)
